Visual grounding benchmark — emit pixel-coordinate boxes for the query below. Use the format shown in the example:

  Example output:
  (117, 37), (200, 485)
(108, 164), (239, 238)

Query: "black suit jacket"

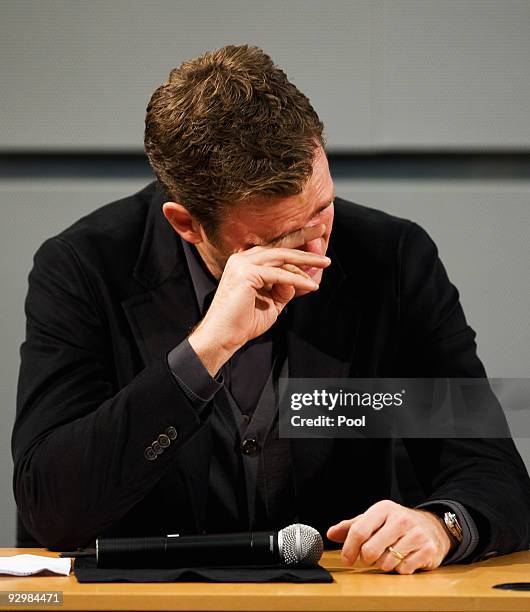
(12, 181), (530, 556)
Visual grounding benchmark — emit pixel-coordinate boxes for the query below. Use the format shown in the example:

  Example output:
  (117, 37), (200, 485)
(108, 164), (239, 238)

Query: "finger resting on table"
(340, 509), (389, 564)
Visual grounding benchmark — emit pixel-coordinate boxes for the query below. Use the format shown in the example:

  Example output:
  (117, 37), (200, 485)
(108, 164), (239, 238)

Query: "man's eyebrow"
(266, 190), (335, 245)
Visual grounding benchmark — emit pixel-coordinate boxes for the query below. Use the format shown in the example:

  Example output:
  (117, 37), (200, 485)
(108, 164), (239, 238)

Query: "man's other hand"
(188, 223), (331, 376)
(327, 500), (452, 574)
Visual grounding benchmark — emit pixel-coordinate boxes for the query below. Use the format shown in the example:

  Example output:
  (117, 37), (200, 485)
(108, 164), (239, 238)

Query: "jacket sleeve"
(12, 237), (205, 549)
(398, 223), (530, 562)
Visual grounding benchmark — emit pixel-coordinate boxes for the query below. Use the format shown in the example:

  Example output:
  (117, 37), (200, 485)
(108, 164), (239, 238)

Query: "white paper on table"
(0, 554), (71, 576)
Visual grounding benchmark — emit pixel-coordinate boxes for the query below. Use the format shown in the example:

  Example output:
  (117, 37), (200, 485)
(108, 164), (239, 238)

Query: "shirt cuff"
(167, 339), (224, 410)
(415, 499), (480, 564)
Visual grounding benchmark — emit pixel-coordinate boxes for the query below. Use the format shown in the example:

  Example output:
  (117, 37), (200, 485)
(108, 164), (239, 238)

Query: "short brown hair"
(144, 44), (325, 241)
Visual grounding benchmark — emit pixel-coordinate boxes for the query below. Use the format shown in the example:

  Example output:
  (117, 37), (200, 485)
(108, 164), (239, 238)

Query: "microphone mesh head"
(278, 523), (323, 567)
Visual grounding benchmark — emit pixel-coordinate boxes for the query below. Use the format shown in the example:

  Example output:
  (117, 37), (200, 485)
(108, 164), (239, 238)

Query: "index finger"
(326, 515), (362, 542)
(341, 506), (389, 565)
(267, 223), (326, 249)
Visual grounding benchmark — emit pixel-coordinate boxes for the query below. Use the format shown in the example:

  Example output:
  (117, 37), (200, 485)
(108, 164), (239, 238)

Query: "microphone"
(96, 523), (323, 568)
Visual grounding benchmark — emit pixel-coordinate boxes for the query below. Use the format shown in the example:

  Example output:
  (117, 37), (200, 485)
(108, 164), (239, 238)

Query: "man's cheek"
(322, 205), (334, 239)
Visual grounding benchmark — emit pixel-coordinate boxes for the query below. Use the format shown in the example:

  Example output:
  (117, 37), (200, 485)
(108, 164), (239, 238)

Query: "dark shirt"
(167, 239), (294, 531)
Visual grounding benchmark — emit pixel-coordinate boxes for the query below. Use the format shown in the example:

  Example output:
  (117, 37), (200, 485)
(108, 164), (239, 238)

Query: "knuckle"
(394, 513), (413, 530)
(236, 260), (252, 276)
(351, 526), (370, 543)
(409, 527), (427, 546)
(423, 542), (437, 557)
(376, 499), (396, 511)
(360, 542), (377, 563)
(225, 253), (240, 271)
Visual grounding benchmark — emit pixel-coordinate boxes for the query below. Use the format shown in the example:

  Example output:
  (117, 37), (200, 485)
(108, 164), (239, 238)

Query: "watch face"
(444, 512), (463, 542)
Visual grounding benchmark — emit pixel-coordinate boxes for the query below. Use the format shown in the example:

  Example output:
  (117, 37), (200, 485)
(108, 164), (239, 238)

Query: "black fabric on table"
(73, 556), (332, 583)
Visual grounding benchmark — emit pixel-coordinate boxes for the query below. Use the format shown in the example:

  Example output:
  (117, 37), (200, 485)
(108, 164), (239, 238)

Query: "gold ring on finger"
(387, 546), (405, 562)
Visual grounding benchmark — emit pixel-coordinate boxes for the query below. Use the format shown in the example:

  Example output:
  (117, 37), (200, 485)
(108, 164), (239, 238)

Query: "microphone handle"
(96, 531), (279, 568)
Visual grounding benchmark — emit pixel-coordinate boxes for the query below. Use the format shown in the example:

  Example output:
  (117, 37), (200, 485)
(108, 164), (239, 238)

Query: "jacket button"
(241, 438), (259, 456)
(166, 426), (178, 440)
(144, 446), (157, 461)
(158, 434), (170, 448)
(152, 440), (163, 455)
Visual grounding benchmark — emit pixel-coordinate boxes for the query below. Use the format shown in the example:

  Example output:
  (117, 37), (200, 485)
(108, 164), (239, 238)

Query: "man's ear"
(162, 202), (203, 244)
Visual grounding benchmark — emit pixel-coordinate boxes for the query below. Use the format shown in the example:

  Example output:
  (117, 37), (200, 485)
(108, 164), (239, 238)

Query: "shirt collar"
(180, 237), (218, 315)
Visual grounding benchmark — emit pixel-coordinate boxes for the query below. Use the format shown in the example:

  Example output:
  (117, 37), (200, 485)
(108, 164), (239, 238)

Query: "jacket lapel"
(121, 275), (198, 367)
(121, 184), (199, 365)
(121, 182), (210, 532)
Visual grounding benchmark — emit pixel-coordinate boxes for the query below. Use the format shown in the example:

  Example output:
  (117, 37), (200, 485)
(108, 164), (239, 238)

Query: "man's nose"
(301, 236), (324, 256)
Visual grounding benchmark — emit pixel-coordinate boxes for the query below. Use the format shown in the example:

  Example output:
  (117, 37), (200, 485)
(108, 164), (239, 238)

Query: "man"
(12, 45), (530, 574)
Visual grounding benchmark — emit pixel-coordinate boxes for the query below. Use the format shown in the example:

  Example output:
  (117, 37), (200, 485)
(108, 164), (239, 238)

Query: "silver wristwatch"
(443, 511), (464, 544)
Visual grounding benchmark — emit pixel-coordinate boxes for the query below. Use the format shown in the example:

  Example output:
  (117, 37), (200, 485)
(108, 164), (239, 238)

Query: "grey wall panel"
(1, 0), (372, 150)
(3, 1), (530, 152)
(375, 0), (530, 148)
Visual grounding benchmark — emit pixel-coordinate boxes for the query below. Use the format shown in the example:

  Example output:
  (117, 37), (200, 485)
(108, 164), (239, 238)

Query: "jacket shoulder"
(55, 181), (158, 253)
(332, 197), (416, 266)
(334, 197), (413, 235)
(32, 182), (162, 291)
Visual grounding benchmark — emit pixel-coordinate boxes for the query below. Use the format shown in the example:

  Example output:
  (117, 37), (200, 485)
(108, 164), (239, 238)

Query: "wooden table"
(0, 548), (529, 611)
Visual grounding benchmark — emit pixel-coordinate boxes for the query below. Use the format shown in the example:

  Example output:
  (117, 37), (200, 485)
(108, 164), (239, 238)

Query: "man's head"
(145, 44), (327, 240)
